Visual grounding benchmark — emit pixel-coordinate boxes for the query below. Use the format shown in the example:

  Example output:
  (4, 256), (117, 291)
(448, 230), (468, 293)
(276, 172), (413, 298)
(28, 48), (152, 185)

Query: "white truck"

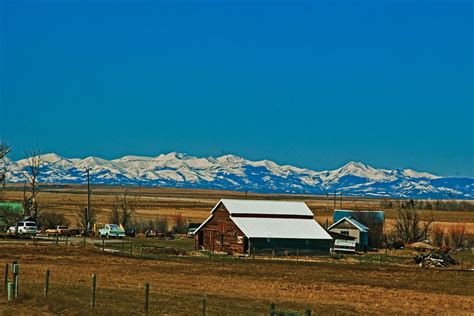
(98, 224), (125, 238)
(8, 221), (38, 236)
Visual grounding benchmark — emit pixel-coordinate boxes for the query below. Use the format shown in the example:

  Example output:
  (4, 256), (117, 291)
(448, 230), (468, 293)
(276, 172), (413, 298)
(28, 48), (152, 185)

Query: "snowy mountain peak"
(340, 161), (371, 172)
(3, 152), (472, 199)
(217, 154), (246, 164)
(40, 153), (65, 164)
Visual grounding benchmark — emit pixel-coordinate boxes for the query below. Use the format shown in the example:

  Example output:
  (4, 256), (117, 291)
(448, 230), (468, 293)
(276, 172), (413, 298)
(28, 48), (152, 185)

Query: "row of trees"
(430, 223), (471, 249)
(385, 199), (472, 250)
(129, 214), (188, 234)
(380, 199), (474, 212)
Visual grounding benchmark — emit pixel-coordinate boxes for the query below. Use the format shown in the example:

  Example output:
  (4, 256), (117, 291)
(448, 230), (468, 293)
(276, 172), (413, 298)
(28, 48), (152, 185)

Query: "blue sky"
(0, 0), (473, 177)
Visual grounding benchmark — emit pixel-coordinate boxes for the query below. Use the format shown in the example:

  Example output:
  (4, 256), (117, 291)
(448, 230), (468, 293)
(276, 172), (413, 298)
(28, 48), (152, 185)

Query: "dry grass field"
(1, 185), (474, 314)
(0, 242), (473, 315)
(1, 184), (474, 232)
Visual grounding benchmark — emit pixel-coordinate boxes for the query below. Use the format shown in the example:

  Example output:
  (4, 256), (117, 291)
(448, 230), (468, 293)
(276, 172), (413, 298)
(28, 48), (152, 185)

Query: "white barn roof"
(214, 199), (314, 216)
(195, 199), (331, 240)
(232, 217), (332, 239)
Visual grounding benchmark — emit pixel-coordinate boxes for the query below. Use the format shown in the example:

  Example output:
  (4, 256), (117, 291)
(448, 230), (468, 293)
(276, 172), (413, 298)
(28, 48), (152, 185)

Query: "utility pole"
(340, 192), (343, 209)
(326, 193), (329, 212)
(333, 191), (337, 210)
(86, 168), (91, 232)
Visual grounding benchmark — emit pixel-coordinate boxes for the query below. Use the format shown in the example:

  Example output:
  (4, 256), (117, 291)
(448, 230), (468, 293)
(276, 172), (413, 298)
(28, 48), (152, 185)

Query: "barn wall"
(249, 238), (331, 256)
(197, 203), (246, 254)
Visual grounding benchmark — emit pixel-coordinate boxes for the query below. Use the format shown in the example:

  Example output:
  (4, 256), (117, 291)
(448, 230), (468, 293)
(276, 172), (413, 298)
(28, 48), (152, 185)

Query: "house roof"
(212, 199), (314, 216)
(327, 216), (369, 232)
(231, 217), (332, 239)
(0, 202), (23, 213)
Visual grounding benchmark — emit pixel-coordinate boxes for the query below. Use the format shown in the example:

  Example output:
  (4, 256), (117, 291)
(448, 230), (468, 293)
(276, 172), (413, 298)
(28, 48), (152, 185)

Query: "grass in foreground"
(1, 242), (473, 315)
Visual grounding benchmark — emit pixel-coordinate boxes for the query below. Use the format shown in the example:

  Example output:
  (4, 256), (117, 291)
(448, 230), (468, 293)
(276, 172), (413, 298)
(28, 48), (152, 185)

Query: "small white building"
(327, 217), (369, 250)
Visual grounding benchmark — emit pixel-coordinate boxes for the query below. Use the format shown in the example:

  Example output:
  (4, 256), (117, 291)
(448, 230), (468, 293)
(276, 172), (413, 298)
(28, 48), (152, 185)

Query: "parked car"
(45, 226), (70, 236)
(68, 228), (83, 237)
(98, 224), (125, 238)
(8, 221), (38, 236)
(125, 229), (136, 237)
(145, 229), (156, 238)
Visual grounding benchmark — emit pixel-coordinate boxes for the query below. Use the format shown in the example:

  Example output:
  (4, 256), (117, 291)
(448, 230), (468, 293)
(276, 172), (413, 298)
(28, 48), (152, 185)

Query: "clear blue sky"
(0, 0), (473, 177)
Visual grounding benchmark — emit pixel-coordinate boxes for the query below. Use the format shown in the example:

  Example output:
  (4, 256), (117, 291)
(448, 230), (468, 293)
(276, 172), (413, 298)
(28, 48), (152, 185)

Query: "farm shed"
(193, 199), (332, 256)
(327, 217), (368, 251)
(334, 209), (385, 248)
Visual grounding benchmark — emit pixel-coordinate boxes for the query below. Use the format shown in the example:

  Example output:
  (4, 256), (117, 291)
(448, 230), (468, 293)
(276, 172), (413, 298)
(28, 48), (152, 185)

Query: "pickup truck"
(45, 226), (70, 236)
(98, 224), (125, 238)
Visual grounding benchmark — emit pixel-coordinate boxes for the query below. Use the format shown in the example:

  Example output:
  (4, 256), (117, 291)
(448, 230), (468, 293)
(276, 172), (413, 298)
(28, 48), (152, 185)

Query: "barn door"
(209, 230), (216, 252)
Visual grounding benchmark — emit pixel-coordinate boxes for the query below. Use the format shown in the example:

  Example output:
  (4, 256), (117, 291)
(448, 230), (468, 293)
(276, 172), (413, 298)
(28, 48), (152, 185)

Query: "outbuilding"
(333, 209), (385, 248)
(327, 217), (369, 251)
(193, 199), (332, 256)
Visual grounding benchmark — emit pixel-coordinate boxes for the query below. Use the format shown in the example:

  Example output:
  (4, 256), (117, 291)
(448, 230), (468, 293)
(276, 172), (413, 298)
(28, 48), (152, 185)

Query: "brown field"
(1, 186), (474, 315)
(0, 242), (473, 315)
(1, 184), (474, 233)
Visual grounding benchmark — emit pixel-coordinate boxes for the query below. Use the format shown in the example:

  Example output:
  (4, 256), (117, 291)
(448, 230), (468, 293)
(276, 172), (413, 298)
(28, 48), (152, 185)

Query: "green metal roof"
(0, 202), (23, 213)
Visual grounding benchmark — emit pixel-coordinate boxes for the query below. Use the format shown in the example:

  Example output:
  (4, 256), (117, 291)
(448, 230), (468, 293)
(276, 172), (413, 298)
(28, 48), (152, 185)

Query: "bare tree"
(447, 224), (467, 249)
(75, 204), (96, 232)
(110, 190), (140, 229)
(37, 211), (70, 229)
(0, 141), (11, 190)
(171, 212), (188, 234)
(22, 149), (43, 220)
(393, 199), (433, 245)
(430, 224), (445, 247)
(108, 201), (120, 224)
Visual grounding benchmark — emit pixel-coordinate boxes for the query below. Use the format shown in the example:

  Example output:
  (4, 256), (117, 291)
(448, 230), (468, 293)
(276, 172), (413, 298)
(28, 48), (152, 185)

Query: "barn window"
(341, 230), (349, 236)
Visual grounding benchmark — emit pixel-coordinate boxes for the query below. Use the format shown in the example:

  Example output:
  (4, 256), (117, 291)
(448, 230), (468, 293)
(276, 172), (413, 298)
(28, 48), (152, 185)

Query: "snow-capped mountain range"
(3, 153), (473, 199)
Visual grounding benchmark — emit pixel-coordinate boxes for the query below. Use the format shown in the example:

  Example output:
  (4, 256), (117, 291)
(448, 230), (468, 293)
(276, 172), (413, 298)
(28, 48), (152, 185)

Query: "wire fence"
(1, 261), (315, 315)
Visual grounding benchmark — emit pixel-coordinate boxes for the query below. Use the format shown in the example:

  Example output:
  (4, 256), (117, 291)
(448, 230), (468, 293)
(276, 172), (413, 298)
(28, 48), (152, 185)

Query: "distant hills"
(4, 152), (473, 199)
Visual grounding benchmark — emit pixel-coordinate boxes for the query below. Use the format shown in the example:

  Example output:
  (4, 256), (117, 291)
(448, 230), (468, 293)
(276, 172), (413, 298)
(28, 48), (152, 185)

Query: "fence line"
(2, 261), (317, 315)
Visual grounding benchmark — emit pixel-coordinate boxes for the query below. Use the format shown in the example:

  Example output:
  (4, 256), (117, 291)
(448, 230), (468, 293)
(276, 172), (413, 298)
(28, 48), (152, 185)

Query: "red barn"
(193, 199), (332, 256)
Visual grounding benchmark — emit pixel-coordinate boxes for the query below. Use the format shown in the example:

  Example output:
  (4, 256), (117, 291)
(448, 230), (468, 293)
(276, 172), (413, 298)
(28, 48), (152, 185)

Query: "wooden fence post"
(44, 270), (50, 298)
(202, 295), (207, 316)
(122, 239), (125, 252)
(3, 264), (8, 296)
(7, 282), (13, 302)
(65, 235), (68, 247)
(91, 274), (96, 308)
(102, 239), (105, 251)
(144, 282), (149, 315)
(269, 303), (275, 316)
(12, 263), (19, 299)
(56, 234), (59, 245)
